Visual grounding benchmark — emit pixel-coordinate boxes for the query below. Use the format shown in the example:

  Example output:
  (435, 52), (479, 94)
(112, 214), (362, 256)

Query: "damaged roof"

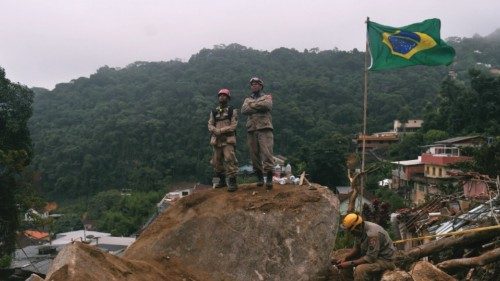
(429, 195), (500, 237)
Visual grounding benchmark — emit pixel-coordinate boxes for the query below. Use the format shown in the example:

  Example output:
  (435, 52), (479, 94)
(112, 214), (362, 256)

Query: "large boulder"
(25, 274), (44, 281)
(43, 242), (204, 281)
(43, 184), (340, 280)
(410, 261), (457, 281)
(125, 183), (340, 280)
(381, 270), (413, 281)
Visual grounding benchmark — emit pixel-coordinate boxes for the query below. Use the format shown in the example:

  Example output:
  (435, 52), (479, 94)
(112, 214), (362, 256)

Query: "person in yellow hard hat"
(332, 213), (396, 281)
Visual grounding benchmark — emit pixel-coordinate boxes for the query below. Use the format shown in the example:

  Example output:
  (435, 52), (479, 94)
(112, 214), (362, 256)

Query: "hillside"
(28, 31), (500, 199)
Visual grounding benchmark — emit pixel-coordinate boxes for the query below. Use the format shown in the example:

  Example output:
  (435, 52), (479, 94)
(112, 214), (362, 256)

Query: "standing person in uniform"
(241, 77), (274, 189)
(208, 88), (239, 192)
(332, 213), (396, 281)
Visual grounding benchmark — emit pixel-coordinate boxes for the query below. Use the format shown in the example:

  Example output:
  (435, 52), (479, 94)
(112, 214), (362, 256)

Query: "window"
(438, 168), (442, 177)
(432, 167), (436, 175)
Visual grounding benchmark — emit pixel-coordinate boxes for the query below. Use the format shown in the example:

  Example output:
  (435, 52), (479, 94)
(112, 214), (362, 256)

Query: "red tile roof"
(24, 230), (49, 240)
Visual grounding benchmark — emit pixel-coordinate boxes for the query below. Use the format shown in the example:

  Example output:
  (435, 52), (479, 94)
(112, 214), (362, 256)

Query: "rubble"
(430, 196), (500, 236)
(388, 175), (500, 280)
(339, 165), (500, 280)
(399, 225), (500, 262)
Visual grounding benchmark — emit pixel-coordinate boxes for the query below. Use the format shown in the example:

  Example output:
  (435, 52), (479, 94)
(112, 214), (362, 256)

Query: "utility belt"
(211, 131), (236, 146)
(214, 116), (231, 122)
(216, 132), (235, 137)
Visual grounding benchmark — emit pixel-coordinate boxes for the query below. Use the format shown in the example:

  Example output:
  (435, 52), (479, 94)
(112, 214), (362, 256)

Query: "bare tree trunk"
(396, 227), (500, 262)
(437, 247), (500, 270)
(347, 171), (361, 213)
(346, 166), (378, 213)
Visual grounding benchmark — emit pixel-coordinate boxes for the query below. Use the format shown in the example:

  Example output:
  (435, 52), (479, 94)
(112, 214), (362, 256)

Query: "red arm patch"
(369, 237), (377, 246)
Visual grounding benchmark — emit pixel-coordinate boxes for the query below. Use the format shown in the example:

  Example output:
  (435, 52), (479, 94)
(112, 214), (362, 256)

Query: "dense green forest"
(29, 48), (449, 199)
(29, 30), (500, 201)
(0, 69), (34, 266)
(0, 29), (495, 238)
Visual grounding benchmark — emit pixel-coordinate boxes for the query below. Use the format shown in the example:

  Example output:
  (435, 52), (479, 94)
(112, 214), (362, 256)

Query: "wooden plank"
(299, 172), (306, 186)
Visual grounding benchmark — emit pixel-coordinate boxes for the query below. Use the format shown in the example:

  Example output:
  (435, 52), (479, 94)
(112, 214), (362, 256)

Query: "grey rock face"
(43, 184), (340, 281)
(125, 184), (340, 280)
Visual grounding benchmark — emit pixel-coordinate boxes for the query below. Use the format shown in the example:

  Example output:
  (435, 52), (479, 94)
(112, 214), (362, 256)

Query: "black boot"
(255, 170), (264, 187)
(214, 173), (227, 188)
(227, 176), (238, 192)
(266, 171), (273, 190)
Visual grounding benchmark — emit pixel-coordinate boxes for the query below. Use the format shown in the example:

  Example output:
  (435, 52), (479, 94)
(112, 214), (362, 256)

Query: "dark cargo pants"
(339, 259), (396, 281)
(211, 145), (238, 177)
(247, 129), (274, 173)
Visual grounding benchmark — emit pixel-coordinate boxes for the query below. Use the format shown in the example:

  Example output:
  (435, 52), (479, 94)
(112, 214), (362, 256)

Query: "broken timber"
(396, 225), (500, 262)
(437, 247), (500, 270)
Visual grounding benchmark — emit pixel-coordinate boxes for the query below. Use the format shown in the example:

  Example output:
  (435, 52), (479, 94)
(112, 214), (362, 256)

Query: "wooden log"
(298, 172), (314, 189)
(410, 261), (457, 281)
(397, 227), (500, 262)
(437, 247), (500, 270)
(299, 172), (305, 186)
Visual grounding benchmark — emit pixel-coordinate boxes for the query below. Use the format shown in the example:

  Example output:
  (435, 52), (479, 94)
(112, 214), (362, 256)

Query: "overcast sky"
(1, 0), (499, 89)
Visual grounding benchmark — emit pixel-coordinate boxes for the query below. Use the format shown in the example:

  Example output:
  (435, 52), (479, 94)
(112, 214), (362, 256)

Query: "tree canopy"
(28, 32), (500, 201)
(0, 30), (495, 250)
(0, 67), (34, 264)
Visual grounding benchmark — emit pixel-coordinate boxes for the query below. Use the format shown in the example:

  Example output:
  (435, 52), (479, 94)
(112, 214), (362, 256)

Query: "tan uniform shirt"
(355, 221), (396, 263)
(208, 106), (238, 147)
(241, 93), (273, 132)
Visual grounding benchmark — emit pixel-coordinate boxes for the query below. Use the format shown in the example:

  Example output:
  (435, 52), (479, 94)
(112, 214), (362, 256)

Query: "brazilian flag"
(368, 18), (455, 70)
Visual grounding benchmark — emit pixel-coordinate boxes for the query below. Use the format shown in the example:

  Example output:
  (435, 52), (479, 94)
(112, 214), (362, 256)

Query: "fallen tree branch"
(437, 247), (500, 270)
(394, 225), (500, 244)
(396, 227), (500, 262)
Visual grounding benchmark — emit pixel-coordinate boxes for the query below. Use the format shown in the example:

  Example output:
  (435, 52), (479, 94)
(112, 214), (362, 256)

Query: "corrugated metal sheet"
(429, 196), (499, 237)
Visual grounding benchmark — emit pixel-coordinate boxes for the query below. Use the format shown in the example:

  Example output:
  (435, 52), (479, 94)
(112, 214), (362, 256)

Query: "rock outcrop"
(43, 183), (340, 280)
(409, 261), (457, 281)
(380, 270), (413, 281)
(26, 274), (44, 281)
(43, 242), (199, 281)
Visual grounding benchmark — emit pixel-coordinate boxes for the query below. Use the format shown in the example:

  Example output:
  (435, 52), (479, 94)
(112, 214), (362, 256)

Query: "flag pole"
(359, 17), (370, 214)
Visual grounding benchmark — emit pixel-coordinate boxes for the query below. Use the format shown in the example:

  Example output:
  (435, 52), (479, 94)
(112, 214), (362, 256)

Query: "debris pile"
(336, 167), (500, 280)
(389, 175), (500, 280)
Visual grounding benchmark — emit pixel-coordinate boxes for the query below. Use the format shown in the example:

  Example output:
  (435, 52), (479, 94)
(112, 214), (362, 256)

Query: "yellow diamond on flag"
(382, 30), (437, 60)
